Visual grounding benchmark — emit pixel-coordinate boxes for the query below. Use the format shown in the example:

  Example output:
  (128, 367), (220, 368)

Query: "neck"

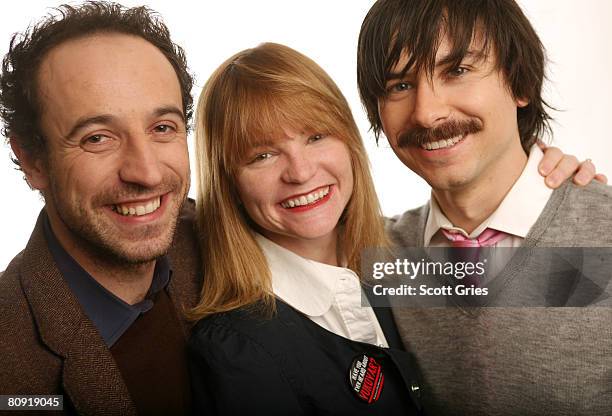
(264, 230), (340, 266)
(46, 211), (155, 305)
(432, 143), (528, 234)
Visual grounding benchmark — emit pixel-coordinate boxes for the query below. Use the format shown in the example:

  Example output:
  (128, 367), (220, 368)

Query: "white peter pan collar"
(255, 233), (359, 317)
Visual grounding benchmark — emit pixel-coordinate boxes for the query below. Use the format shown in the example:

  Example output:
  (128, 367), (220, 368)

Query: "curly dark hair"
(358, 0), (553, 152)
(0, 1), (194, 169)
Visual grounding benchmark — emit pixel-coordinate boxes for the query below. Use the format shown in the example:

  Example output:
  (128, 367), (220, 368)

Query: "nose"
(281, 151), (316, 184)
(410, 78), (450, 128)
(118, 133), (163, 188)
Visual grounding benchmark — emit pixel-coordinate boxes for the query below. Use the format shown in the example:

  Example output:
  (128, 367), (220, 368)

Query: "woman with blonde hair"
(188, 43), (421, 414)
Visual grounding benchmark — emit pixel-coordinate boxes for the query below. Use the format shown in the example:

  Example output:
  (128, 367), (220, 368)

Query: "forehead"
(36, 33), (182, 125)
(243, 125), (313, 154)
(389, 27), (494, 75)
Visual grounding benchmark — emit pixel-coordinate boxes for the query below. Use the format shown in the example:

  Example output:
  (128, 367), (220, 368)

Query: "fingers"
(538, 146), (563, 176)
(573, 159), (597, 186)
(538, 145), (603, 188)
(595, 173), (608, 184)
(544, 154), (579, 189)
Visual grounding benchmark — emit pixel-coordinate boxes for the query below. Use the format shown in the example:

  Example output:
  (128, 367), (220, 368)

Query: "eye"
(447, 66), (469, 77)
(392, 82), (412, 92)
(385, 81), (414, 98)
(84, 134), (111, 144)
(152, 123), (176, 134)
(80, 133), (115, 150)
(248, 152), (274, 164)
(149, 122), (181, 143)
(308, 133), (326, 143)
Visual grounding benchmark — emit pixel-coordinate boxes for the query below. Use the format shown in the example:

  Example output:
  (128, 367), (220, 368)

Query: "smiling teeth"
(421, 134), (465, 151)
(113, 197), (161, 216)
(281, 186), (330, 208)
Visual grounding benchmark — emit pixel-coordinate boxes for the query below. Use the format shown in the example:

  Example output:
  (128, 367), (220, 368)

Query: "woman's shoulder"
(190, 300), (299, 348)
(188, 302), (310, 414)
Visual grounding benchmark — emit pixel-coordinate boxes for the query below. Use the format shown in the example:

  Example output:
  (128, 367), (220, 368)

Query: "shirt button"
(411, 384), (420, 393)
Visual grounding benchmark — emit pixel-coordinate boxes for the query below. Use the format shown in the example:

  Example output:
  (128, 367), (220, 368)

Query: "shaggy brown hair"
(357, 0), (553, 151)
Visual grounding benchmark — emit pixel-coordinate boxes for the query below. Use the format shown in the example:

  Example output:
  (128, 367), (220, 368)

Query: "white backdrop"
(1, 0), (611, 270)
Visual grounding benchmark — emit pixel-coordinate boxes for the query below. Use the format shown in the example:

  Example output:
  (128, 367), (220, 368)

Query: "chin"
(94, 228), (176, 265)
(295, 226), (337, 242)
(421, 169), (474, 191)
(109, 241), (170, 265)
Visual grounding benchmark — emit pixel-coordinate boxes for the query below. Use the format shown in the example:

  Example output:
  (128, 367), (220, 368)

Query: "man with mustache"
(0, 3), (199, 414)
(357, 0), (612, 415)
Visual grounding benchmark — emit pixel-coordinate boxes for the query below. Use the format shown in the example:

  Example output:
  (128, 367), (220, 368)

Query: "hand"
(537, 142), (608, 188)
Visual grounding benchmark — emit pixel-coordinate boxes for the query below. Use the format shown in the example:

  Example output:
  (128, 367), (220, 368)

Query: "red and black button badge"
(348, 354), (385, 404)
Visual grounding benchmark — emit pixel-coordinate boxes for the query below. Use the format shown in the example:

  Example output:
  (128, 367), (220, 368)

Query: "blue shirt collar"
(43, 213), (172, 347)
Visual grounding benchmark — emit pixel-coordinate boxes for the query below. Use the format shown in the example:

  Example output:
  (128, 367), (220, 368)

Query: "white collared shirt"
(425, 144), (553, 247)
(255, 234), (389, 348)
(423, 145), (553, 278)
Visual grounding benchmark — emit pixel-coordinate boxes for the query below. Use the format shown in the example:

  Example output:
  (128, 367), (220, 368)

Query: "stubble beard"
(48, 177), (188, 271)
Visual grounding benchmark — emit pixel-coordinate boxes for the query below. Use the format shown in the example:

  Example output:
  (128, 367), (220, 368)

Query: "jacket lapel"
(166, 201), (201, 335)
(20, 211), (136, 416)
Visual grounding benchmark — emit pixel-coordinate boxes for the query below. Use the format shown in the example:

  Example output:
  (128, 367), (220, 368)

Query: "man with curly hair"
(0, 3), (199, 413)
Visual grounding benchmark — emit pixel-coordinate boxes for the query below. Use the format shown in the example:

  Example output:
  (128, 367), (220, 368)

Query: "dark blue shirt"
(43, 214), (172, 347)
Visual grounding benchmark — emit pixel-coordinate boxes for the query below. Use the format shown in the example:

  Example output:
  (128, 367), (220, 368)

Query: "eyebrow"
(64, 105), (186, 139)
(385, 50), (484, 81)
(153, 105), (185, 122)
(64, 114), (115, 139)
(437, 50), (484, 68)
(249, 138), (278, 149)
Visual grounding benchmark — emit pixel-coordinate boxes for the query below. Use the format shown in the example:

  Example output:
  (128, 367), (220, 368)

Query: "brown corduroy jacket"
(0, 201), (201, 415)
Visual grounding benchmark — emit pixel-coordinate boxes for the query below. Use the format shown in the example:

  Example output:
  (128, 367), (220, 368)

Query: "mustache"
(397, 119), (483, 148)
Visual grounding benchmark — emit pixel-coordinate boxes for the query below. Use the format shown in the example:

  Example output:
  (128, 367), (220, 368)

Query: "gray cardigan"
(387, 181), (612, 416)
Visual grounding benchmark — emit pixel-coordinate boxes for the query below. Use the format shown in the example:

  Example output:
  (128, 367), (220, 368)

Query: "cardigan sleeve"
(188, 318), (307, 416)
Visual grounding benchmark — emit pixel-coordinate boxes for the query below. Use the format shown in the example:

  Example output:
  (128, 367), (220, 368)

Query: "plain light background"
(1, 0), (611, 270)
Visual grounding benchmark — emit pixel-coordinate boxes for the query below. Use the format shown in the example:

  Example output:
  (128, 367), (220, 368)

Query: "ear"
(516, 97), (529, 108)
(10, 138), (49, 191)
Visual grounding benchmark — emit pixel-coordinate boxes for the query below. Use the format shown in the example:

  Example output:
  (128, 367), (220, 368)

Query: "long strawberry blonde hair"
(190, 43), (387, 319)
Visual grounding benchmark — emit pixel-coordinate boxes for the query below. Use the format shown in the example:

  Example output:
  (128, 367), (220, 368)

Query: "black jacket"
(188, 299), (423, 415)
